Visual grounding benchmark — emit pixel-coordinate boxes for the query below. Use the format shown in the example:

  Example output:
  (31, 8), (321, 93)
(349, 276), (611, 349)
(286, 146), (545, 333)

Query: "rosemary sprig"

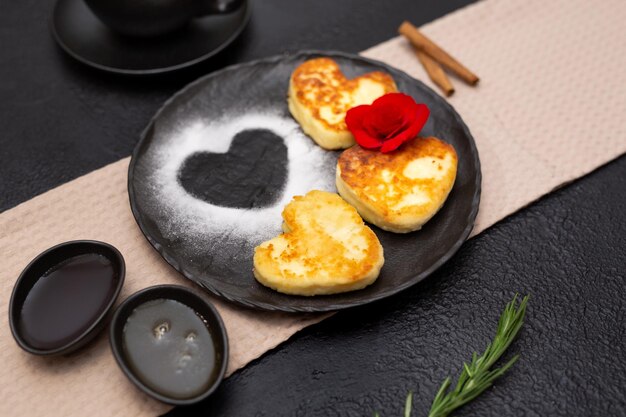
(428, 293), (529, 417)
(374, 294), (529, 417)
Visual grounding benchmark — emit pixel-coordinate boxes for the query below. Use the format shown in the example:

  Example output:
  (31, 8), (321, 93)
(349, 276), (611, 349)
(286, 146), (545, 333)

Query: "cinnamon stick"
(415, 49), (455, 96)
(399, 21), (479, 86)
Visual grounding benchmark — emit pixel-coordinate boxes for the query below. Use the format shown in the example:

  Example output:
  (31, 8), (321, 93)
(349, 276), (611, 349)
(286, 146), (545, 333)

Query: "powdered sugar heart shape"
(177, 129), (288, 209)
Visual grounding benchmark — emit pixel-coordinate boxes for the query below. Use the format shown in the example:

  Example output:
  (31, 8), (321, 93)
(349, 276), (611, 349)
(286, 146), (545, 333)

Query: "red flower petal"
(354, 128), (385, 149)
(380, 103), (430, 153)
(371, 92), (415, 109)
(346, 105), (384, 149)
(379, 135), (405, 153)
(364, 93), (414, 138)
(345, 93), (430, 152)
(412, 103), (430, 132)
(345, 104), (369, 130)
(384, 115), (412, 139)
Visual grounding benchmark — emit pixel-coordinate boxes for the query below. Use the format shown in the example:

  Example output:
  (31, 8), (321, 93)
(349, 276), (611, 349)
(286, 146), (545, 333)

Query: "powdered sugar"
(144, 111), (338, 253)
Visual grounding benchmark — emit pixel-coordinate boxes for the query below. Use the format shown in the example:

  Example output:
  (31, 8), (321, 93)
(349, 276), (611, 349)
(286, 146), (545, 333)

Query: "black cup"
(84, 0), (243, 37)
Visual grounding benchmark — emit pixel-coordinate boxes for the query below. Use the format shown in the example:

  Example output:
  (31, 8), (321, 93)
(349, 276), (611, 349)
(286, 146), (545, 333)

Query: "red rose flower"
(345, 93), (430, 153)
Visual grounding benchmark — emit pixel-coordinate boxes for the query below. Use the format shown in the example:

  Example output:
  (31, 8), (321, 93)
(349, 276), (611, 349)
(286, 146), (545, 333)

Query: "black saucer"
(51, 0), (250, 75)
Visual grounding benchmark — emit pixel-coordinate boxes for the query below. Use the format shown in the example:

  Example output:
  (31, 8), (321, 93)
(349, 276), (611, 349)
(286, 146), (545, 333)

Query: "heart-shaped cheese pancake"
(288, 57), (397, 150)
(336, 137), (458, 233)
(253, 190), (384, 296)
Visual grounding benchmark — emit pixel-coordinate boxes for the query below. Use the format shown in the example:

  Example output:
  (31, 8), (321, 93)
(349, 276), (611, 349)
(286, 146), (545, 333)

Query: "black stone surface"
(1, 0), (624, 416)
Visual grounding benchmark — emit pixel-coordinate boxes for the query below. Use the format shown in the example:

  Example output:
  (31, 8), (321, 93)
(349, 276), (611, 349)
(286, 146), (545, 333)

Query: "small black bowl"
(109, 285), (229, 405)
(9, 240), (125, 356)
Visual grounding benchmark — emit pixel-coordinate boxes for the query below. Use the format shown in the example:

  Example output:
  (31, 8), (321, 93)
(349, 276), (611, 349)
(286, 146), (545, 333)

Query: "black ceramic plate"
(128, 51), (481, 312)
(51, 0), (250, 75)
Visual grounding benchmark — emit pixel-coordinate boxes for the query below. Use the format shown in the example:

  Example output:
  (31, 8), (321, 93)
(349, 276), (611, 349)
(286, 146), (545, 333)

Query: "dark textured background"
(1, 0), (624, 416)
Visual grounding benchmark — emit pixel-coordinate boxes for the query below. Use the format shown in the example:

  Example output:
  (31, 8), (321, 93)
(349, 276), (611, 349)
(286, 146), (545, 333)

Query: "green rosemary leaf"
(432, 377), (451, 406)
(404, 392), (413, 417)
(426, 294), (529, 417)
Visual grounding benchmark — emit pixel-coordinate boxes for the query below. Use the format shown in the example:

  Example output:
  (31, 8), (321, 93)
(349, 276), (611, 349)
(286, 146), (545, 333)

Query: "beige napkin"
(1, 0), (624, 415)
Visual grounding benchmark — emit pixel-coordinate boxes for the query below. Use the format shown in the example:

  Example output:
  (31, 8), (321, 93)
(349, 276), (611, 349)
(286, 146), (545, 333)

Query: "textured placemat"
(1, 0), (624, 415)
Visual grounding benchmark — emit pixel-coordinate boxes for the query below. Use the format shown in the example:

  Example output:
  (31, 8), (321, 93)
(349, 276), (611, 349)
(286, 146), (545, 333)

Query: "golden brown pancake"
(288, 57), (397, 150)
(336, 137), (458, 233)
(253, 190), (384, 296)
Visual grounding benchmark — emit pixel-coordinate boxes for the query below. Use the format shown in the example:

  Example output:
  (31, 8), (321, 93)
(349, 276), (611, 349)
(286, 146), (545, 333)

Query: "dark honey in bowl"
(122, 299), (218, 399)
(19, 253), (119, 350)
